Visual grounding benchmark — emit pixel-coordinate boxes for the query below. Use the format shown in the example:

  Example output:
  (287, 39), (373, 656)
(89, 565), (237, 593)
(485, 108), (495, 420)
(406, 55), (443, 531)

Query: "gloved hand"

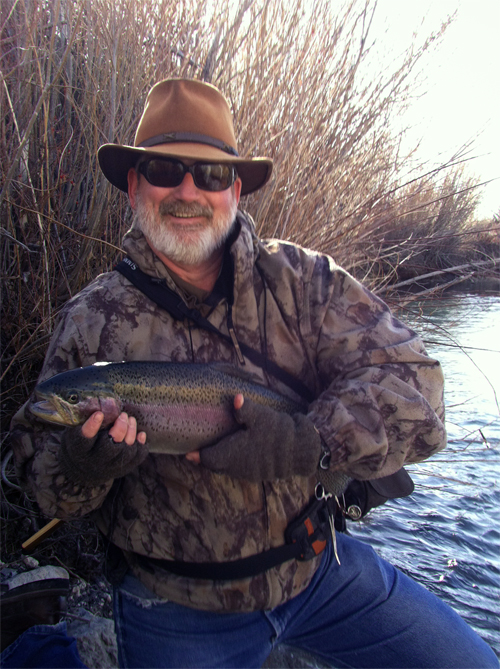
(199, 397), (322, 482)
(59, 412), (148, 485)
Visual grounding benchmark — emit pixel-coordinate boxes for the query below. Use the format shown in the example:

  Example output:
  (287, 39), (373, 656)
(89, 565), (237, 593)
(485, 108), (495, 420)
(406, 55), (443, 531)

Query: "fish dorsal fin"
(208, 362), (265, 386)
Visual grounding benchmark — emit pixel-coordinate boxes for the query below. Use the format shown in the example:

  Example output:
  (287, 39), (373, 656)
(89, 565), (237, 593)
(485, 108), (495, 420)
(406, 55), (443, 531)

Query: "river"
(347, 293), (500, 657)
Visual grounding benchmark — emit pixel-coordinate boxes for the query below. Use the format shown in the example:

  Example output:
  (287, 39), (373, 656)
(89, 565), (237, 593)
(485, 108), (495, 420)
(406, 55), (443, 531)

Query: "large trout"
(29, 362), (305, 454)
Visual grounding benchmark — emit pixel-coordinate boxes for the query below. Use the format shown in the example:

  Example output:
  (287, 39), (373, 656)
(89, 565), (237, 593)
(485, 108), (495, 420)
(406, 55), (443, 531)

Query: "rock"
(264, 645), (332, 668)
(21, 556), (39, 569)
(0, 568), (18, 583)
(67, 608), (118, 669)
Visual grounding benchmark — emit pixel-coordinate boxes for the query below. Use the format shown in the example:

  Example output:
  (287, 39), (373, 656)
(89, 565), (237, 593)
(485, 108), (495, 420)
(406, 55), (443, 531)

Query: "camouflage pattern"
(10, 212), (446, 612)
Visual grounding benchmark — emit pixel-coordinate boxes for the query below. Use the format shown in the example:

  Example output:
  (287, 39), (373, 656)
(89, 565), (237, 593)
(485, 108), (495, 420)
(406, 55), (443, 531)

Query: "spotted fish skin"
(29, 361), (304, 454)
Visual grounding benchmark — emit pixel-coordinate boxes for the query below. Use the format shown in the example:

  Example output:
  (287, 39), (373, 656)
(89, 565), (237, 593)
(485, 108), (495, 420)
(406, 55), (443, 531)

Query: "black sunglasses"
(137, 157), (238, 192)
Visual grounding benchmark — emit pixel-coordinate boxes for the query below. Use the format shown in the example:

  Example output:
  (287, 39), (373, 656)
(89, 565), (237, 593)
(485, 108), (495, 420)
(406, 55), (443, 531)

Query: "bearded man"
(10, 79), (498, 669)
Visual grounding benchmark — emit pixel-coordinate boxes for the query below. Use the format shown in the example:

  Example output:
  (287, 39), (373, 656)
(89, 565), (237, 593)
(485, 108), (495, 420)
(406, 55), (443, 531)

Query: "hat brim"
(98, 143), (273, 196)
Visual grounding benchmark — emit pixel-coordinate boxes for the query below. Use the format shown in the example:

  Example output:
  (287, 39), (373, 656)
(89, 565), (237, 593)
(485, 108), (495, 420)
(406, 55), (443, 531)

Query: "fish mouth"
(30, 394), (78, 426)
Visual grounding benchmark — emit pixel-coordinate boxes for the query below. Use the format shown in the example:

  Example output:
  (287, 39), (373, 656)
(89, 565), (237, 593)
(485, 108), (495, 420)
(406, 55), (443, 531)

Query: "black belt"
(136, 495), (334, 581)
(138, 544), (301, 581)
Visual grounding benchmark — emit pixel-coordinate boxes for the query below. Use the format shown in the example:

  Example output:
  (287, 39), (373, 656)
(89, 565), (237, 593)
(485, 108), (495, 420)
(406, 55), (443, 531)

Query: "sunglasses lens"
(140, 159), (236, 191)
(193, 164), (235, 191)
(144, 159), (184, 188)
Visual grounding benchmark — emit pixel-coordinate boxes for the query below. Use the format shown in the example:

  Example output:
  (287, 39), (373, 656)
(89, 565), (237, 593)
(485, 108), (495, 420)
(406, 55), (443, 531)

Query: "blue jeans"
(0, 621), (87, 668)
(113, 533), (498, 669)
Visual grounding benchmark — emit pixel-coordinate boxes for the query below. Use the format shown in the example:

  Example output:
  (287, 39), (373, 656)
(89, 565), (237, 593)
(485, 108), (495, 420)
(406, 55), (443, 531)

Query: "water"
(348, 293), (500, 656)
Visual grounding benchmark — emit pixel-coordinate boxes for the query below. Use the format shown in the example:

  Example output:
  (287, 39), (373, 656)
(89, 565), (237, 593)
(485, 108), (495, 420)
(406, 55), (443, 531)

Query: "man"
(10, 79), (498, 668)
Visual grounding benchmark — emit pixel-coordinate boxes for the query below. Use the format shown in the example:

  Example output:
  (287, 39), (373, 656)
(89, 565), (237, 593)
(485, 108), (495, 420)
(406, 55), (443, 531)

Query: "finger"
(234, 394), (256, 425)
(185, 451), (201, 465)
(108, 412), (129, 443)
(234, 397), (272, 429)
(81, 412), (104, 439)
(123, 415), (138, 446)
(137, 431), (147, 445)
(234, 393), (244, 412)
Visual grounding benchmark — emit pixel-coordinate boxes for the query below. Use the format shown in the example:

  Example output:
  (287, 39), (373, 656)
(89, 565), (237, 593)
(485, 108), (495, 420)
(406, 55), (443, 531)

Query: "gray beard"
(132, 194), (237, 265)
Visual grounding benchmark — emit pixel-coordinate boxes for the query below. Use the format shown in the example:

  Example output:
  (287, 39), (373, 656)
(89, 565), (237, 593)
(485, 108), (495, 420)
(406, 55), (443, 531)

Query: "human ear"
(127, 168), (139, 209)
(233, 177), (242, 205)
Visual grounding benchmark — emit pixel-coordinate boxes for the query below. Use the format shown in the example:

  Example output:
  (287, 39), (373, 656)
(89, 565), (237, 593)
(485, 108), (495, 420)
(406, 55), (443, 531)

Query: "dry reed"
(1, 0), (498, 444)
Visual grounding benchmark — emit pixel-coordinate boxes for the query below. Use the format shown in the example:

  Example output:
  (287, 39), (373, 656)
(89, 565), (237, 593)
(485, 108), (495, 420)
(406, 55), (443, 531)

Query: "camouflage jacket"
(11, 212), (446, 612)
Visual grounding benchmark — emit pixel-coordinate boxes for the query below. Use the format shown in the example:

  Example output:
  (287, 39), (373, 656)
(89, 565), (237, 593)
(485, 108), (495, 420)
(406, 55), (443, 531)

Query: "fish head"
(30, 387), (99, 426)
(29, 366), (122, 428)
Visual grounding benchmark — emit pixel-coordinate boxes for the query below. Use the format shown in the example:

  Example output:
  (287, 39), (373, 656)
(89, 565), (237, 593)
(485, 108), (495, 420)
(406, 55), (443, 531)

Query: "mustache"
(158, 201), (213, 219)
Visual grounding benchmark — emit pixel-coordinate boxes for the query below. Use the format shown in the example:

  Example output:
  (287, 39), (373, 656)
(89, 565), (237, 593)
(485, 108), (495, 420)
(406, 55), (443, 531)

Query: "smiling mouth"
(169, 213), (206, 220)
(159, 202), (213, 220)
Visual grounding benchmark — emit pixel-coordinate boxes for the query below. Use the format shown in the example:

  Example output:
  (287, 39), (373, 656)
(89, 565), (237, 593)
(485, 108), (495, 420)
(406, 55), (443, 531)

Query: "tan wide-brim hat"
(98, 79), (273, 196)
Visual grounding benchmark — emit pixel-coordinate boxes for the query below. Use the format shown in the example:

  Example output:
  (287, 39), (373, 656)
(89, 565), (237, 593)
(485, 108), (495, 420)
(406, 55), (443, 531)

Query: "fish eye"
(66, 392), (79, 404)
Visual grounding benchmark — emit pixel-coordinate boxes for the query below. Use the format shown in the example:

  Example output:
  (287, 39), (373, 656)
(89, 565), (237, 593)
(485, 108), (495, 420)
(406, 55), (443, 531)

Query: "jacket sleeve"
(9, 311), (114, 520)
(307, 264), (447, 481)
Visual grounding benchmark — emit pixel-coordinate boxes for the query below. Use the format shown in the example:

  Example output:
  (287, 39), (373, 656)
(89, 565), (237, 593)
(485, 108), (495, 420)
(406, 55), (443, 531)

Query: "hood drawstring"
(187, 322), (195, 362)
(226, 304), (245, 366)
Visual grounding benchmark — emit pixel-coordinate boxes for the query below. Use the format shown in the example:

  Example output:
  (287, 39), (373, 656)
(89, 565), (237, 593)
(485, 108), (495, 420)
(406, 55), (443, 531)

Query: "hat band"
(138, 132), (239, 157)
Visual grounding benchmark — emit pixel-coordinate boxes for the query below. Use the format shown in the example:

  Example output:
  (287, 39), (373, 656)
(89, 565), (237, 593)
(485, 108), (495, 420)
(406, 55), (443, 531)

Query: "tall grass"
(1, 0), (498, 439)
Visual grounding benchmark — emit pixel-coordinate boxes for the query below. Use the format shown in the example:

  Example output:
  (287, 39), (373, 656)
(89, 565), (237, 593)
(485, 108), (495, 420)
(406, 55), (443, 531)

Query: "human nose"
(173, 171), (200, 199)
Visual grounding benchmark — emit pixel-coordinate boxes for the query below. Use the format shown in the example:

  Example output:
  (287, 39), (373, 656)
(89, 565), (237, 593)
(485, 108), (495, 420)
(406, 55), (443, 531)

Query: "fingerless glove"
(200, 399), (322, 482)
(59, 426), (148, 486)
